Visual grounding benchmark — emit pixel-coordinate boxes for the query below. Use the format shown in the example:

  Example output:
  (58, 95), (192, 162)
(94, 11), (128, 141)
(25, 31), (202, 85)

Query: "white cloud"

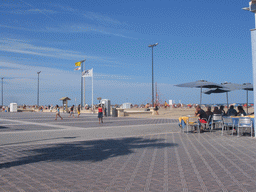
(0, 38), (100, 60)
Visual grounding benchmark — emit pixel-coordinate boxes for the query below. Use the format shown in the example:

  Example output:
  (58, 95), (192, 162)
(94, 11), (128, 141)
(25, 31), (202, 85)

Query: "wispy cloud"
(8, 9), (57, 15)
(84, 12), (124, 26)
(0, 38), (99, 60)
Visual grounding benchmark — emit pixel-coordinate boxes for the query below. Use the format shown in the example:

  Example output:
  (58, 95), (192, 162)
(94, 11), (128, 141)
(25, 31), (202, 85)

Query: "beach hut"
(60, 97), (71, 113)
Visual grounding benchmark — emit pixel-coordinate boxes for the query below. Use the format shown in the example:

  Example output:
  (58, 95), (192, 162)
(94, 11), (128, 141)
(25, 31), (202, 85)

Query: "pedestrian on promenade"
(55, 105), (63, 120)
(164, 101), (168, 110)
(154, 104), (159, 115)
(77, 104), (81, 118)
(98, 104), (103, 124)
(69, 105), (75, 118)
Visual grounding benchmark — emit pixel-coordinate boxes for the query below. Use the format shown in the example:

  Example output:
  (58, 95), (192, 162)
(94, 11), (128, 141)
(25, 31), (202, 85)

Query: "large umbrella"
(205, 82), (253, 113)
(241, 83), (253, 114)
(204, 87), (232, 107)
(175, 80), (223, 105)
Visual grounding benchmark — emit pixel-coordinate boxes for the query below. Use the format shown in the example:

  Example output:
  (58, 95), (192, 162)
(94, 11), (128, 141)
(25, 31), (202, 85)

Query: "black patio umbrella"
(175, 80), (223, 105)
(241, 83), (253, 114)
(204, 87), (232, 107)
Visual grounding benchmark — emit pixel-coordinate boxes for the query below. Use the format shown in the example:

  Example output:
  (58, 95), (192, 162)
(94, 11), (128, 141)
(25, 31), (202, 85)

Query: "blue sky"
(0, 0), (254, 106)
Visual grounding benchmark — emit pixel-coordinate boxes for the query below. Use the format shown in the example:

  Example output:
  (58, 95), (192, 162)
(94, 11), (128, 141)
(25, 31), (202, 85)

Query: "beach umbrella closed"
(175, 80), (223, 105)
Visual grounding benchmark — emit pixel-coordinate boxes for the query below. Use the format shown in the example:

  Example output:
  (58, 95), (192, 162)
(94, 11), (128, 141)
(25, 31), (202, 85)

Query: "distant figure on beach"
(98, 104), (103, 124)
(227, 105), (237, 116)
(220, 105), (226, 116)
(213, 106), (221, 115)
(164, 101), (168, 109)
(69, 105), (75, 118)
(55, 105), (63, 120)
(237, 106), (246, 116)
(205, 106), (213, 120)
(145, 103), (150, 111)
(77, 104), (81, 118)
(154, 104), (159, 115)
(50, 105), (53, 112)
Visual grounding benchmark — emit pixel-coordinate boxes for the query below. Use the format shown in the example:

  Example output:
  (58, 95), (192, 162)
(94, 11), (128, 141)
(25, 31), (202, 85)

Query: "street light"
(148, 43), (158, 108)
(243, 0), (256, 137)
(37, 71), (41, 107)
(1, 77), (3, 106)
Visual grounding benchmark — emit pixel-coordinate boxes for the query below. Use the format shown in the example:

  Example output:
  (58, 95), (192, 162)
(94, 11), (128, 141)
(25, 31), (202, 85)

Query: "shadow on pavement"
(0, 137), (178, 169)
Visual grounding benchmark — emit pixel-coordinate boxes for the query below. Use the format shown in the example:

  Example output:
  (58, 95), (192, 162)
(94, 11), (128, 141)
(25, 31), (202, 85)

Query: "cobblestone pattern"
(1, 131), (256, 191)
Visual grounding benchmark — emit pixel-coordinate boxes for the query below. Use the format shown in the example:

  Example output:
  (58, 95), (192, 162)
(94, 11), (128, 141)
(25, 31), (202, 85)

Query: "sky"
(0, 0), (255, 106)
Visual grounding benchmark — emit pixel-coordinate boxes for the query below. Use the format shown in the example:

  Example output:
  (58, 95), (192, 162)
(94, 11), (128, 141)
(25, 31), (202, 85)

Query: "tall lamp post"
(148, 43), (158, 108)
(243, 0), (256, 137)
(37, 71), (41, 107)
(1, 77), (3, 106)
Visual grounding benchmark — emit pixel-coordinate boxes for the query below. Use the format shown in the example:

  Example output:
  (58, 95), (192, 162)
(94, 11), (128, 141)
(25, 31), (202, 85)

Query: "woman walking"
(55, 105), (63, 120)
(98, 104), (103, 124)
(69, 105), (75, 118)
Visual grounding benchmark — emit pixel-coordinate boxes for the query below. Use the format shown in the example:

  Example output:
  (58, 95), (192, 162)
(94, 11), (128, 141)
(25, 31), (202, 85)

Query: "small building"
(60, 97), (71, 113)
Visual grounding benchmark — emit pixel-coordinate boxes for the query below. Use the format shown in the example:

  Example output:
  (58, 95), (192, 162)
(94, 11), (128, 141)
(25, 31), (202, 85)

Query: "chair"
(237, 117), (253, 137)
(200, 115), (211, 131)
(222, 117), (234, 135)
(211, 114), (223, 131)
(186, 117), (200, 134)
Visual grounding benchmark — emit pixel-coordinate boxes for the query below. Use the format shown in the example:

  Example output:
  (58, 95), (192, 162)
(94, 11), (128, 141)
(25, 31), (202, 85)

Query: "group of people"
(54, 104), (106, 124)
(54, 104), (81, 120)
(194, 105), (249, 133)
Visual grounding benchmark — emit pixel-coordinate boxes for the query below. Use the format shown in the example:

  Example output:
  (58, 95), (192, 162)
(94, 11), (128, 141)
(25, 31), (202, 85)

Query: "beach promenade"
(0, 112), (256, 191)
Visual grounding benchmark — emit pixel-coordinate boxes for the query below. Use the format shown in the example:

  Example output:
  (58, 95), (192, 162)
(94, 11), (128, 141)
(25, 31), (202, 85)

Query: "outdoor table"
(229, 115), (254, 127)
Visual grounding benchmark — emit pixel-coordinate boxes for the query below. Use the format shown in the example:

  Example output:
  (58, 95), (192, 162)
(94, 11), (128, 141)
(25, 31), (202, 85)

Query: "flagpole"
(92, 68), (94, 113)
(84, 61), (86, 107)
(81, 62), (83, 108)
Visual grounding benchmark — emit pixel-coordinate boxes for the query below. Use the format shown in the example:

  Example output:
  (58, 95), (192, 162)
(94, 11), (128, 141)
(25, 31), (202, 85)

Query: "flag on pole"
(75, 59), (86, 67)
(74, 66), (81, 71)
(75, 61), (81, 67)
(82, 69), (93, 77)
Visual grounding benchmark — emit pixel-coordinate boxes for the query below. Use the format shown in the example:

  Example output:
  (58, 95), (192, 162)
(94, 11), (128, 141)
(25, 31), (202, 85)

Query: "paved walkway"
(0, 113), (256, 191)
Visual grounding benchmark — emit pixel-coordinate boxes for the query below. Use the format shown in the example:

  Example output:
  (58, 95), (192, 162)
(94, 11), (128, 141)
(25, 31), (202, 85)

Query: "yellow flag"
(75, 61), (81, 67)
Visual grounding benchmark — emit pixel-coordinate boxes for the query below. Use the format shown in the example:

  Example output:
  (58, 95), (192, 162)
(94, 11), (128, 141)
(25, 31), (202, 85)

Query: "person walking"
(77, 104), (81, 118)
(164, 101), (168, 110)
(69, 105), (75, 118)
(55, 105), (63, 120)
(98, 104), (103, 124)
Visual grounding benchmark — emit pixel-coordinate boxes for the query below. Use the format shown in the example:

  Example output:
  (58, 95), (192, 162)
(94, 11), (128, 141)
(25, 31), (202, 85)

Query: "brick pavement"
(0, 113), (256, 191)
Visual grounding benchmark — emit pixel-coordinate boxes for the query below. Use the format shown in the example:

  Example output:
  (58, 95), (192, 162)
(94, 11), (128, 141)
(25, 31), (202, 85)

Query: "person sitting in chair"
(227, 105), (237, 116)
(205, 106), (213, 120)
(195, 105), (208, 132)
(237, 106), (246, 116)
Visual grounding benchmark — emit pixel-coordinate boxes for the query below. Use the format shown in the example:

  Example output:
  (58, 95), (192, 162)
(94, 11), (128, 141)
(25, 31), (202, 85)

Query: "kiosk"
(60, 97), (71, 113)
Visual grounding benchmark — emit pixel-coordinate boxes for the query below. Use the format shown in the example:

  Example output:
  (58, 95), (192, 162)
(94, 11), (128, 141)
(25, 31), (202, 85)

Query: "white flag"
(82, 69), (93, 77)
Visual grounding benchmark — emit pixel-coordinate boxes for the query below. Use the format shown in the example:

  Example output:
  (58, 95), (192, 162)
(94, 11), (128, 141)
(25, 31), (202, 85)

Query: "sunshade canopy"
(175, 80), (223, 89)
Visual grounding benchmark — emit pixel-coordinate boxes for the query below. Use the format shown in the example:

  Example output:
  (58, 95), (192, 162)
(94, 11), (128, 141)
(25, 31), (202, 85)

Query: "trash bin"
(112, 108), (117, 117)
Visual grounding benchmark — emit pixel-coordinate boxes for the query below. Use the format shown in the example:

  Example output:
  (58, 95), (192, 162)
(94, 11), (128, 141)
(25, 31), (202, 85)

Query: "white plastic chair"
(237, 117), (253, 137)
(211, 114), (223, 131)
(222, 117), (234, 135)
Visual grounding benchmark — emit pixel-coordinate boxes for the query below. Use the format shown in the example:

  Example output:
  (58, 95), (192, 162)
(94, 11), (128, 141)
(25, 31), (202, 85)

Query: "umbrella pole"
(247, 90), (249, 114)
(200, 87), (202, 105)
(226, 92), (229, 108)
